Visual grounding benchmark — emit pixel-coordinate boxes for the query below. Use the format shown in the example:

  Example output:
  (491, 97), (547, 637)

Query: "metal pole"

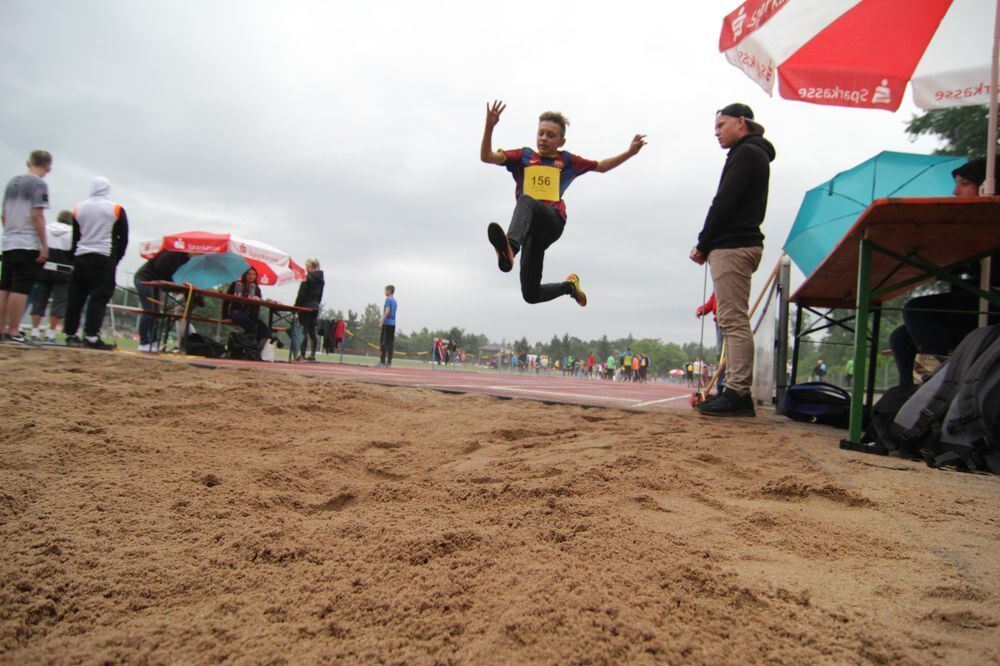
(865, 307), (882, 411)
(847, 236), (873, 445)
(790, 302), (803, 385)
(981, 0), (1000, 326)
(775, 255), (791, 411)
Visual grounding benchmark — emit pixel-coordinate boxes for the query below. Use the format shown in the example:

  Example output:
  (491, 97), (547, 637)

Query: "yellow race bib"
(523, 165), (561, 202)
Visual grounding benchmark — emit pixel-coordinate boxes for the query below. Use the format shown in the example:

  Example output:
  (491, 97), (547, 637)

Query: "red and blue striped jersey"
(502, 147), (598, 219)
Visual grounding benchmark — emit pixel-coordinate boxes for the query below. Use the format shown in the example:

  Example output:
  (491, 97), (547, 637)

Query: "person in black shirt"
(888, 158), (999, 386)
(133, 250), (190, 352)
(691, 103), (775, 418)
(223, 267), (273, 345)
(294, 258), (325, 361)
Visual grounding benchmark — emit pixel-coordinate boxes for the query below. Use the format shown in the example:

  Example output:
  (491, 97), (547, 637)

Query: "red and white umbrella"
(139, 230), (306, 286)
(720, 0), (999, 311)
(720, 0), (992, 112)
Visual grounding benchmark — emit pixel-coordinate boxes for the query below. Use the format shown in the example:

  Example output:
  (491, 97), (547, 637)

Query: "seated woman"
(889, 158), (999, 386)
(222, 268), (274, 345)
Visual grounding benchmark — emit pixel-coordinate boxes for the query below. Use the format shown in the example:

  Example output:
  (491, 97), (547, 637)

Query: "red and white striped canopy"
(720, 0), (992, 111)
(139, 230), (306, 286)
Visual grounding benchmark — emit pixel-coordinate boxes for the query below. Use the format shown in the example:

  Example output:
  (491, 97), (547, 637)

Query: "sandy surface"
(1, 346), (998, 664)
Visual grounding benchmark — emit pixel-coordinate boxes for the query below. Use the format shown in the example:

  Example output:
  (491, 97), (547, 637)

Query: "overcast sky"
(1, 1), (941, 345)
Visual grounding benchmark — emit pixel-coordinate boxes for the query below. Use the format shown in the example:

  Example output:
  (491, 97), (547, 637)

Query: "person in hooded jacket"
(690, 103), (775, 418)
(63, 177), (128, 350)
(294, 257), (325, 361)
(29, 209), (74, 341)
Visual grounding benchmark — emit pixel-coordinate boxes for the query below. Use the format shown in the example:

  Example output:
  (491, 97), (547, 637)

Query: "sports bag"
(227, 331), (260, 361)
(859, 384), (920, 456)
(895, 326), (1000, 456)
(780, 381), (851, 428)
(186, 332), (226, 359)
(935, 328), (1000, 472)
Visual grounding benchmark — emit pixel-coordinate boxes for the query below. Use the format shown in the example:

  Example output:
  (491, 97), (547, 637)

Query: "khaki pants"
(708, 246), (763, 395)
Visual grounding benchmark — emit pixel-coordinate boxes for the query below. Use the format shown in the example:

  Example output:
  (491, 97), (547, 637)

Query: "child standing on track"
(481, 100), (645, 306)
(379, 284), (397, 367)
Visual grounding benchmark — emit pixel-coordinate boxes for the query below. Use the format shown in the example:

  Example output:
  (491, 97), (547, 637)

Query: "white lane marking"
(484, 386), (637, 402)
(632, 395), (691, 408)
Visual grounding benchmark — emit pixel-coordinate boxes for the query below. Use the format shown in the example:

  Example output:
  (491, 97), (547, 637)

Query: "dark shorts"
(0, 249), (41, 295)
(31, 279), (69, 318)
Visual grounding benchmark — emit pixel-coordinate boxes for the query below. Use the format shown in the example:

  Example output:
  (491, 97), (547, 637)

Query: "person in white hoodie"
(63, 177), (128, 350)
(29, 210), (75, 341)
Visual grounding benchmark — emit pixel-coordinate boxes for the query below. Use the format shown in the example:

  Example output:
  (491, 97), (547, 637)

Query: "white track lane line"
(632, 395), (691, 408)
(484, 386), (637, 403)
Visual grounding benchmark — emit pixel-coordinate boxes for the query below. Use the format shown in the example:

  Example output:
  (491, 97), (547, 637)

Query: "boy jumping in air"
(481, 100), (645, 306)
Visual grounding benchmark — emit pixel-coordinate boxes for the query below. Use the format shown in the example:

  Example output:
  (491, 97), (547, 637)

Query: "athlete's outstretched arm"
(480, 100), (507, 165)
(594, 134), (647, 173)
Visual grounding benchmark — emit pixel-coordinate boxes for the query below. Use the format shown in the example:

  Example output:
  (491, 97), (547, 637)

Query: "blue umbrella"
(784, 151), (967, 277)
(172, 253), (251, 289)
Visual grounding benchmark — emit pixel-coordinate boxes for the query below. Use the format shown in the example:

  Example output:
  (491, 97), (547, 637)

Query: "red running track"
(163, 356), (695, 411)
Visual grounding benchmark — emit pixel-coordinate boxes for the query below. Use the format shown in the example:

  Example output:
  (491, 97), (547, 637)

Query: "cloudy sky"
(1, 1), (941, 344)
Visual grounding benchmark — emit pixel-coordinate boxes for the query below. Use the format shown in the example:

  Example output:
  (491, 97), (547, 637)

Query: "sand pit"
(1, 346), (999, 664)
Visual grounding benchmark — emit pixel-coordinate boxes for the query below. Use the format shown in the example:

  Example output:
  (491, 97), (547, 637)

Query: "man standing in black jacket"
(294, 258), (325, 361)
(690, 104), (775, 417)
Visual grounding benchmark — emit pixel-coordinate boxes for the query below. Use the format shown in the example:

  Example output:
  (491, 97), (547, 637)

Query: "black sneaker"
(65, 335), (82, 347)
(5, 333), (41, 347)
(697, 387), (755, 417)
(487, 222), (514, 273)
(83, 337), (114, 351)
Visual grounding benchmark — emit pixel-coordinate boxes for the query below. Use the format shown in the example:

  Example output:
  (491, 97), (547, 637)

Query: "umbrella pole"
(982, 0), (1000, 326)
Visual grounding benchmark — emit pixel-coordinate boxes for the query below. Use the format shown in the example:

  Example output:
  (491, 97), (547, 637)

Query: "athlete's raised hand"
(628, 134), (647, 156)
(485, 100), (506, 129)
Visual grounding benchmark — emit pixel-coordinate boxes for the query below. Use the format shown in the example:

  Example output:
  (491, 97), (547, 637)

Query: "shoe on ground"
(65, 335), (82, 347)
(487, 222), (514, 273)
(697, 387), (755, 417)
(137, 343), (156, 353)
(565, 273), (587, 307)
(6, 333), (40, 346)
(83, 337), (113, 351)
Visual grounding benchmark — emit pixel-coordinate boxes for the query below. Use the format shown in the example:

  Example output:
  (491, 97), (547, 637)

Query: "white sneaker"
(137, 343), (152, 352)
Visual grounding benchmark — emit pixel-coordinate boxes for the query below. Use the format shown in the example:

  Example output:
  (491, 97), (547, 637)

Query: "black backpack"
(186, 333), (226, 359)
(859, 385), (921, 457)
(227, 331), (260, 361)
(780, 381), (851, 428)
(893, 325), (1000, 473)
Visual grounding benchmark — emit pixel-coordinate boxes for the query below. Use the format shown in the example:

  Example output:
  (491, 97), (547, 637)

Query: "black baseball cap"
(717, 103), (765, 134)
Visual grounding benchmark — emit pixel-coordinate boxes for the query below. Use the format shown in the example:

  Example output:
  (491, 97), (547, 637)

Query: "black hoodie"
(295, 270), (325, 310)
(697, 133), (776, 255)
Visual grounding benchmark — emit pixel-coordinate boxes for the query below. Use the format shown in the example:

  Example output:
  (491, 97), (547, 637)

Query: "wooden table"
(141, 281), (315, 358)
(790, 197), (1000, 448)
